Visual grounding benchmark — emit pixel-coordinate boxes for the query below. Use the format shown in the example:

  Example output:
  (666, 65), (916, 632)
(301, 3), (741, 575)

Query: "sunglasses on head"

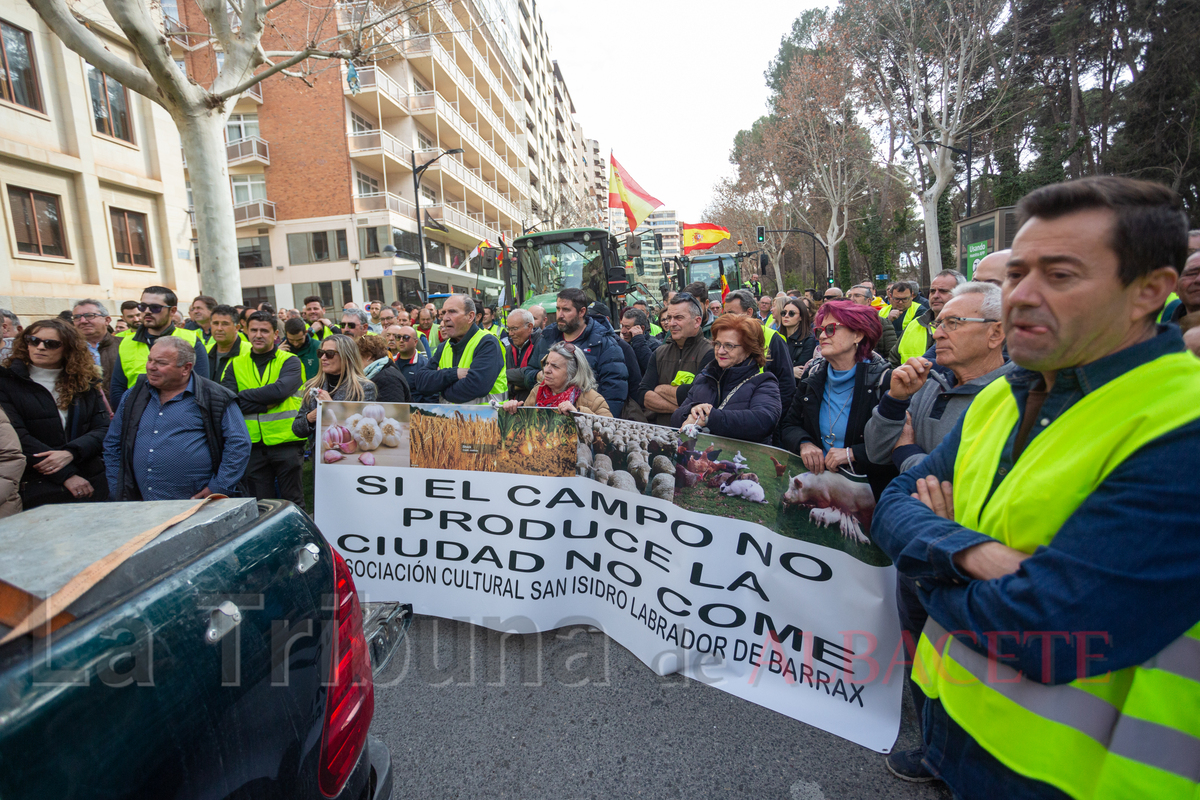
(25, 334), (63, 350)
(318, 350), (339, 359)
(137, 303), (167, 314)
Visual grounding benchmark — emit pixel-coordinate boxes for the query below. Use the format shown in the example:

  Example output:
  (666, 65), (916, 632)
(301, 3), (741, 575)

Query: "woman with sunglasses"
(292, 334), (377, 444)
(671, 315), (781, 444)
(502, 341), (612, 417)
(777, 297), (816, 379)
(0, 319), (111, 506)
(780, 300), (897, 499)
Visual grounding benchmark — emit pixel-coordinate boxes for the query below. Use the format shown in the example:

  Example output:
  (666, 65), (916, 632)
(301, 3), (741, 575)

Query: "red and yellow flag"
(720, 273), (730, 302)
(680, 222), (731, 255)
(608, 153), (663, 231)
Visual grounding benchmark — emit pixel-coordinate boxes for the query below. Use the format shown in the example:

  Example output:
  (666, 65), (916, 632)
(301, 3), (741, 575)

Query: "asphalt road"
(370, 616), (952, 799)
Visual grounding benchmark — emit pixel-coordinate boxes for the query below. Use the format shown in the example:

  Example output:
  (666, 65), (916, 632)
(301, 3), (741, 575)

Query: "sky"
(537, 0), (830, 224)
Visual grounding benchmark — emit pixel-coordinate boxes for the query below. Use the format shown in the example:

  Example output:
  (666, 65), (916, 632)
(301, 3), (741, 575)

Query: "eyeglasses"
(397, 334), (413, 341)
(823, 295), (839, 300)
(318, 350), (339, 359)
(341, 322), (358, 329)
(72, 313), (104, 321)
(25, 335), (63, 350)
(930, 316), (999, 333)
(813, 323), (843, 338)
(712, 341), (742, 353)
(781, 310), (799, 318)
(136, 303), (167, 314)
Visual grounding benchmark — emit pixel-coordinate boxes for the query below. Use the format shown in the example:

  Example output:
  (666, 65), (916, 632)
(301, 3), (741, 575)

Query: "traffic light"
(759, 252), (769, 270)
(481, 247), (499, 272)
(756, 225), (765, 243)
(654, 233), (664, 251)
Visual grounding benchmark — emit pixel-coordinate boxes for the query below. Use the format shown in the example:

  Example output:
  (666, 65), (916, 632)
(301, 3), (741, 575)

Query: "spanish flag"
(680, 222), (731, 254)
(720, 273), (729, 302)
(608, 153), (663, 231)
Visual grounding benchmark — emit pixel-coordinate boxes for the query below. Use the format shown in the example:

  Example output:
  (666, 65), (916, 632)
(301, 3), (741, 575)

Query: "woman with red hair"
(672, 315), (781, 444)
(780, 299), (897, 498)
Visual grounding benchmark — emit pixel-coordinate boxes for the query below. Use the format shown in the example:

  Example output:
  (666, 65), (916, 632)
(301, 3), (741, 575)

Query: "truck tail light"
(319, 549), (374, 797)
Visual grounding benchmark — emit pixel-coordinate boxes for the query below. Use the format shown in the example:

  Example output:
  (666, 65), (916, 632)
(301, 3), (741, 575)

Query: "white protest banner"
(315, 401), (903, 752)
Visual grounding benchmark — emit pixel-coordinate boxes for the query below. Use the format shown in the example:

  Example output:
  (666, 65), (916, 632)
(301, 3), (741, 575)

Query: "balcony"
(234, 199), (276, 227)
(336, 1), (405, 57)
(343, 64), (408, 117)
(353, 192), (416, 219)
(241, 81), (262, 104)
(417, 150), (521, 222)
(424, 202), (501, 244)
(348, 129), (413, 172)
(226, 136), (269, 167)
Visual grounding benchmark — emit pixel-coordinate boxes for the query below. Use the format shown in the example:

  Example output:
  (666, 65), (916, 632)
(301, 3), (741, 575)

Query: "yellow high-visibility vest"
(914, 351), (1200, 800)
(229, 348), (304, 445)
(118, 327), (201, 386)
(437, 328), (506, 398)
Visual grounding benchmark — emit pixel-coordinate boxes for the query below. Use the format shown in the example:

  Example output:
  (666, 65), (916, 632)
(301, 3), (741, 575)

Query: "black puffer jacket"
(0, 360), (110, 506)
(671, 358), (782, 444)
(779, 354), (897, 500)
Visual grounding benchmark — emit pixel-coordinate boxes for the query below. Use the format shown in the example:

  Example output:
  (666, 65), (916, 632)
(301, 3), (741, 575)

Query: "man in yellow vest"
(411, 294), (505, 404)
(873, 176), (1199, 798)
(302, 295), (340, 340)
(111, 286), (208, 407)
(221, 311), (305, 508)
(894, 269), (966, 364)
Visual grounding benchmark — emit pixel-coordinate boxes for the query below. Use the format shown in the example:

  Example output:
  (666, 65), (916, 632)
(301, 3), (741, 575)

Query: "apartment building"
(164, 0), (602, 313)
(0, 5), (196, 322)
(616, 208), (680, 281)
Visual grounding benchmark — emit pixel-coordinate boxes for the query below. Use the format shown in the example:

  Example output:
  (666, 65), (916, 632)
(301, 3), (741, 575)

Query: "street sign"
(383, 269), (393, 276)
(966, 241), (990, 278)
(875, 274), (888, 280)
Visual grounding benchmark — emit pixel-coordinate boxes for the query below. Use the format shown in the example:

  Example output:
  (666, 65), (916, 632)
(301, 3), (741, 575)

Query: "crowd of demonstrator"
(0, 176), (1198, 800)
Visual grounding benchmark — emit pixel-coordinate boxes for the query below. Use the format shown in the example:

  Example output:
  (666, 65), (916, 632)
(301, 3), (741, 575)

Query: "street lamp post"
(766, 228), (832, 286)
(919, 131), (973, 216)
(411, 147), (464, 302)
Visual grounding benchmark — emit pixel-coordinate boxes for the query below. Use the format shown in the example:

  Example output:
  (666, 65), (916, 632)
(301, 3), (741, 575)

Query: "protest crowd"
(1, 175), (1198, 799)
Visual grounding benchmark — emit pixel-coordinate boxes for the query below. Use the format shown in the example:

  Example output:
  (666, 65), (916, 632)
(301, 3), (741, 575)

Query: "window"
(161, 0), (179, 22)
(0, 20), (43, 112)
(241, 285), (275, 309)
(185, 180), (193, 208)
(365, 277), (384, 303)
(356, 171), (379, 196)
(287, 229), (348, 264)
(237, 235), (271, 269)
(350, 111), (373, 133)
(8, 186), (66, 258)
(231, 174), (266, 205)
(420, 185), (436, 205)
(449, 245), (466, 269)
(215, 52), (225, 73)
(426, 238), (445, 266)
(110, 208), (151, 267)
(359, 224), (388, 257)
(413, 77), (430, 94)
(174, 58), (186, 75)
(392, 227), (420, 259)
(417, 129), (434, 150)
(86, 63), (133, 142)
(226, 113), (259, 141)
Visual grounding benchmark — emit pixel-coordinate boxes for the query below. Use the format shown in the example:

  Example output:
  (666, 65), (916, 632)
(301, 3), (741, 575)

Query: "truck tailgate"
(0, 499), (338, 800)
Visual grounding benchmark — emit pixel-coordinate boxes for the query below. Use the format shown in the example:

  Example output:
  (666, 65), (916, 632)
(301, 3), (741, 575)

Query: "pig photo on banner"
(315, 402), (904, 753)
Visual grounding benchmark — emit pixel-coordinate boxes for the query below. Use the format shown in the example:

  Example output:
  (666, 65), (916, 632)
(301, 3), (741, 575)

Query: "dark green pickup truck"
(0, 499), (408, 800)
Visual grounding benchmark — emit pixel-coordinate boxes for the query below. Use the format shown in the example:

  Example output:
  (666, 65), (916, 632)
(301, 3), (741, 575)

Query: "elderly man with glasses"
(385, 325), (432, 401)
(501, 309), (540, 403)
(339, 307), (371, 341)
(71, 299), (120, 387)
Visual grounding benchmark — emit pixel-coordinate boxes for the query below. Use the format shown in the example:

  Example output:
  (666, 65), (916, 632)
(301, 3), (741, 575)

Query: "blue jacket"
(627, 332), (661, 374)
(671, 358), (781, 444)
(871, 326), (1200, 798)
(395, 351), (433, 402)
(527, 315), (629, 417)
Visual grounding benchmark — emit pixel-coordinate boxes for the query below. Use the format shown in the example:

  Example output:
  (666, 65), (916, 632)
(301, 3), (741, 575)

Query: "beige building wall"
(0, 5), (196, 325)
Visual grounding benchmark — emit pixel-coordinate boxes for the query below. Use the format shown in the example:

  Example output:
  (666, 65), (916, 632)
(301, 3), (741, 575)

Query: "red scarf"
(509, 339), (534, 369)
(535, 383), (580, 408)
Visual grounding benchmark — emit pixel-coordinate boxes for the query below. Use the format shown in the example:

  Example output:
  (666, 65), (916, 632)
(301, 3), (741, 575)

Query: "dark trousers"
(246, 441), (304, 509)
(896, 571), (929, 735)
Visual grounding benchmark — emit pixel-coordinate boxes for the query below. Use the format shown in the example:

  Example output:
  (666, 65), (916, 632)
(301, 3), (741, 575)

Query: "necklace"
(821, 367), (855, 447)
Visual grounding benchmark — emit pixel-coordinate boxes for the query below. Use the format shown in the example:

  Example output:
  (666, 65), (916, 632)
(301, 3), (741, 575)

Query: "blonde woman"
(502, 341), (612, 417)
(292, 334), (377, 442)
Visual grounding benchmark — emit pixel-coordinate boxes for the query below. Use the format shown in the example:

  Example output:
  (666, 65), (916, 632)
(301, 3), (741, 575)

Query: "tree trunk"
(179, 111), (240, 304)
(920, 190), (941, 282)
